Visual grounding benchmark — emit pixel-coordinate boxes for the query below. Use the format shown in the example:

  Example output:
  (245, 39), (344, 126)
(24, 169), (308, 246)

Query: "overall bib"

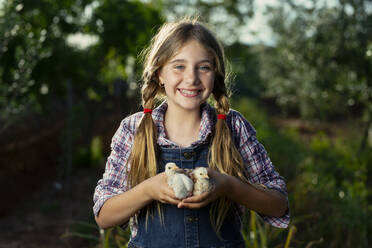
(128, 143), (245, 248)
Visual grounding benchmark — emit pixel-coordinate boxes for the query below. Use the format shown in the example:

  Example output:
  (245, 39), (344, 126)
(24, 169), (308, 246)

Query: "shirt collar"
(152, 101), (215, 147)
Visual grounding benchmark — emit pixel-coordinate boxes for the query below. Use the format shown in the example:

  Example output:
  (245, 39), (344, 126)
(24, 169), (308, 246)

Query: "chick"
(165, 162), (194, 199)
(191, 167), (212, 196)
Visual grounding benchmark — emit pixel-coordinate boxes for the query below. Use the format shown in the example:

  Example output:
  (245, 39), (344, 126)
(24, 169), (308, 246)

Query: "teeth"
(180, 89), (199, 95)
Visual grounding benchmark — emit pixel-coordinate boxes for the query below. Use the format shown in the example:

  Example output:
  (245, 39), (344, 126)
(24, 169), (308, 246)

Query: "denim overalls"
(128, 143), (245, 248)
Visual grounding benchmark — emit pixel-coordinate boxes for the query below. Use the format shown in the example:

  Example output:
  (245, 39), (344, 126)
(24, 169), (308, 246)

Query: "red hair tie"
(143, 108), (152, 114)
(217, 114), (226, 120)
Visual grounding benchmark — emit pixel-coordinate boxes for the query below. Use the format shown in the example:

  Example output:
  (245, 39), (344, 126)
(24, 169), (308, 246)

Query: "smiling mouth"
(178, 89), (202, 97)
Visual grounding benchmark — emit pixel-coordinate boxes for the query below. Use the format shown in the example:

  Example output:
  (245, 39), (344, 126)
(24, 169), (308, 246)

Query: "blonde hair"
(128, 17), (250, 236)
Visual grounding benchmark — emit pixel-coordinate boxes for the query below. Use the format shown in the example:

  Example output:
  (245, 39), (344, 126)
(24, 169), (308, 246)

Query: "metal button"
(183, 152), (195, 159)
(187, 216), (198, 222)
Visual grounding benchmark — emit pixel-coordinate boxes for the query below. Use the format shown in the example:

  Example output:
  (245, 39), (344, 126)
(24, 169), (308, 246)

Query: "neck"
(164, 104), (202, 147)
(165, 104), (202, 126)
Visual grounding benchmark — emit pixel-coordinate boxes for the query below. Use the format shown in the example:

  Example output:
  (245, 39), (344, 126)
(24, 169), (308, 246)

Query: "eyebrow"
(169, 59), (213, 64)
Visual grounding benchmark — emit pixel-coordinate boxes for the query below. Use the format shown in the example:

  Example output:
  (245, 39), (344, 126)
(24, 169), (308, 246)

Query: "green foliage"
(261, 1), (372, 121)
(241, 210), (295, 248)
(0, 0), (163, 132)
(0, 0), (91, 113)
(74, 136), (104, 168)
(231, 97), (305, 181)
(63, 220), (131, 248)
(62, 221), (101, 244)
(233, 97), (371, 247)
(226, 42), (264, 99)
(88, 0), (164, 56)
(100, 227), (131, 248)
(294, 131), (370, 247)
(159, 0), (254, 44)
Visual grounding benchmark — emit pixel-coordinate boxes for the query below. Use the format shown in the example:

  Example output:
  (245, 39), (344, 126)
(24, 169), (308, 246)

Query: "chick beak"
(202, 174), (209, 179)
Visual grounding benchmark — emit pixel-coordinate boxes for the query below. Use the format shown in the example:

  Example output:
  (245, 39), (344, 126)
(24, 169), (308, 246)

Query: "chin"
(178, 102), (203, 111)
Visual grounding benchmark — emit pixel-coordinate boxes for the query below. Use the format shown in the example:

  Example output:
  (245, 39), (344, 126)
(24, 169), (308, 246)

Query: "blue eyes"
(174, 65), (211, 71)
(200, 66), (211, 71)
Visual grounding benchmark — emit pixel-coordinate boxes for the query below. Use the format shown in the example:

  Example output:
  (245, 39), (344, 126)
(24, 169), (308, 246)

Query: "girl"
(93, 18), (289, 248)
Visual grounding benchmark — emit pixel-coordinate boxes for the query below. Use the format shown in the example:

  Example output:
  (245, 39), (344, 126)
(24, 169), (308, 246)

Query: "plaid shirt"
(93, 101), (290, 233)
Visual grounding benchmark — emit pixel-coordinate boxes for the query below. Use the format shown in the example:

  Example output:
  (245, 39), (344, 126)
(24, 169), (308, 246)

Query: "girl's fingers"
(165, 197), (181, 205)
(181, 195), (203, 203)
(177, 191), (214, 208)
(182, 191), (212, 203)
(157, 192), (180, 204)
(159, 187), (181, 205)
(178, 201), (208, 209)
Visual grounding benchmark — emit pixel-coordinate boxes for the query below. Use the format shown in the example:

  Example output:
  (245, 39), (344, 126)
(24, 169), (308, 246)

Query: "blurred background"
(0, 0), (371, 247)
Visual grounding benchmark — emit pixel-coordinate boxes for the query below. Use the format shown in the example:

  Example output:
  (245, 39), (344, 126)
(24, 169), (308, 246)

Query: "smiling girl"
(93, 18), (289, 248)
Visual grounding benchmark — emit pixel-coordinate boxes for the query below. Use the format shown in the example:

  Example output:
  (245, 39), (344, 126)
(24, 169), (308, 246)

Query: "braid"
(128, 81), (159, 187)
(128, 80), (164, 227)
(209, 86), (250, 237)
(142, 80), (160, 109)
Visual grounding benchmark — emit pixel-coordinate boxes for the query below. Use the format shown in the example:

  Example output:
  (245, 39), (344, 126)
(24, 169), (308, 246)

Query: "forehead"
(170, 39), (213, 62)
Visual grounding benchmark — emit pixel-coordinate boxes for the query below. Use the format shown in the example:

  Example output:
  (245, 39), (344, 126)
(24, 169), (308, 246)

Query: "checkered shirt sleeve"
(229, 110), (290, 228)
(93, 115), (139, 217)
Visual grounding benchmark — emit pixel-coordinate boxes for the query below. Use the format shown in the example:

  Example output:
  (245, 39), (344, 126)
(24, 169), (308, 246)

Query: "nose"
(185, 67), (199, 85)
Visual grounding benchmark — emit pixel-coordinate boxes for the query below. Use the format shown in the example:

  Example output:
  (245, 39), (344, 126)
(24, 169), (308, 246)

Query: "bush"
(232, 97), (371, 247)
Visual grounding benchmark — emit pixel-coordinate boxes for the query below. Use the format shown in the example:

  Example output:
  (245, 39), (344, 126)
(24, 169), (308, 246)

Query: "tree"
(225, 42), (263, 98)
(149, 0), (254, 44)
(0, 0), (163, 134)
(260, 0), (372, 151)
(259, 1), (372, 246)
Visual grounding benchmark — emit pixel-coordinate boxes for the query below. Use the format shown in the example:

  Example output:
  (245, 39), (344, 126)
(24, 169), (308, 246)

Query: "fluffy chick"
(165, 162), (194, 199)
(191, 167), (212, 196)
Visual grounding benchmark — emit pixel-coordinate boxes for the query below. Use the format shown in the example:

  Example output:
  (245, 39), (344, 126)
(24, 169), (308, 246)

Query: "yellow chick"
(191, 167), (212, 196)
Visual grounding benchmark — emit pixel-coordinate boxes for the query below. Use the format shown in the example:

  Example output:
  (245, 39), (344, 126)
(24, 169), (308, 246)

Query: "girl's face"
(158, 39), (215, 113)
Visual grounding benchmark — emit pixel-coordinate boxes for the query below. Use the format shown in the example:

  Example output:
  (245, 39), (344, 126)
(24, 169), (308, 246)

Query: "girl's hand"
(145, 172), (181, 205)
(177, 168), (230, 209)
